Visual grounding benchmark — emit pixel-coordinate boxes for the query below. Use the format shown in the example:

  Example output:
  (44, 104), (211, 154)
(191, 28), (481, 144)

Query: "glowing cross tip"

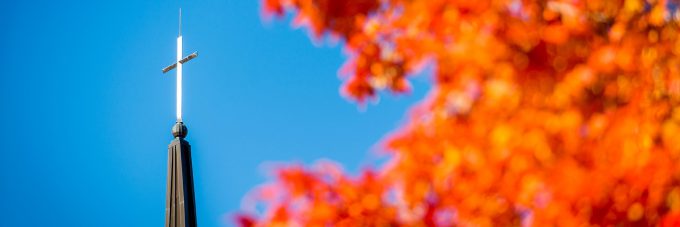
(162, 8), (198, 122)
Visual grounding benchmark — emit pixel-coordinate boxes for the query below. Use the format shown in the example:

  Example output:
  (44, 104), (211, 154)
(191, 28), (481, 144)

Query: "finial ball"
(172, 122), (188, 138)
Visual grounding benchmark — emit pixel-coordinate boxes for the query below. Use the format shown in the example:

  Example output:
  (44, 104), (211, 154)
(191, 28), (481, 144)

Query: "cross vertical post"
(176, 35), (183, 122)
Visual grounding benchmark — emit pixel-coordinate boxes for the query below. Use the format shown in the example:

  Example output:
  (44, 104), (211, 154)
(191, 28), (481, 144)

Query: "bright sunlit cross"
(162, 8), (198, 123)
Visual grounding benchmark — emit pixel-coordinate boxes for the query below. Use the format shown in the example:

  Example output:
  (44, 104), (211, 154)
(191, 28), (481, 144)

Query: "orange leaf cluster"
(241, 0), (680, 226)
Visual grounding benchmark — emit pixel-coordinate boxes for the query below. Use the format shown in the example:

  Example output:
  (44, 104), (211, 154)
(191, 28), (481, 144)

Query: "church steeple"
(165, 122), (197, 227)
(162, 9), (198, 227)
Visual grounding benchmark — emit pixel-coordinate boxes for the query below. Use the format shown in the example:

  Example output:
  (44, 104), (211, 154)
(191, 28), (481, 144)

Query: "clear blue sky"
(0, 0), (428, 226)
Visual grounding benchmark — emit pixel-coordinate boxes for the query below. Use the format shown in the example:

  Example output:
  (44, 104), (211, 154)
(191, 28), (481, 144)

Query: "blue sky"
(0, 0), (428, 226)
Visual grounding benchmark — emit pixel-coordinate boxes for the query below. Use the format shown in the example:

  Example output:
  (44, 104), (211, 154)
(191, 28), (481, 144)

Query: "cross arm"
(162, 63), (177, 73)
(162, 51), (199, 73)
(179, 52), (198, 64)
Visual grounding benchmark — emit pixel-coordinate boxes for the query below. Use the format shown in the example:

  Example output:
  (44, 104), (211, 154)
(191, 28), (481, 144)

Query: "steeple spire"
(179, 8), (182, 36)
(162, 8), (198, 227)
(165, 121), (197, 227)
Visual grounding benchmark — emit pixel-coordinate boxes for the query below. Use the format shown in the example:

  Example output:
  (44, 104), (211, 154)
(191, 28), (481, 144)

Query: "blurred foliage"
(238, 0), (680, 226)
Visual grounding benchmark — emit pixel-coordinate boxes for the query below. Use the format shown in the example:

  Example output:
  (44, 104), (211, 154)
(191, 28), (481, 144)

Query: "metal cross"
(163, 8), (197, 123)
